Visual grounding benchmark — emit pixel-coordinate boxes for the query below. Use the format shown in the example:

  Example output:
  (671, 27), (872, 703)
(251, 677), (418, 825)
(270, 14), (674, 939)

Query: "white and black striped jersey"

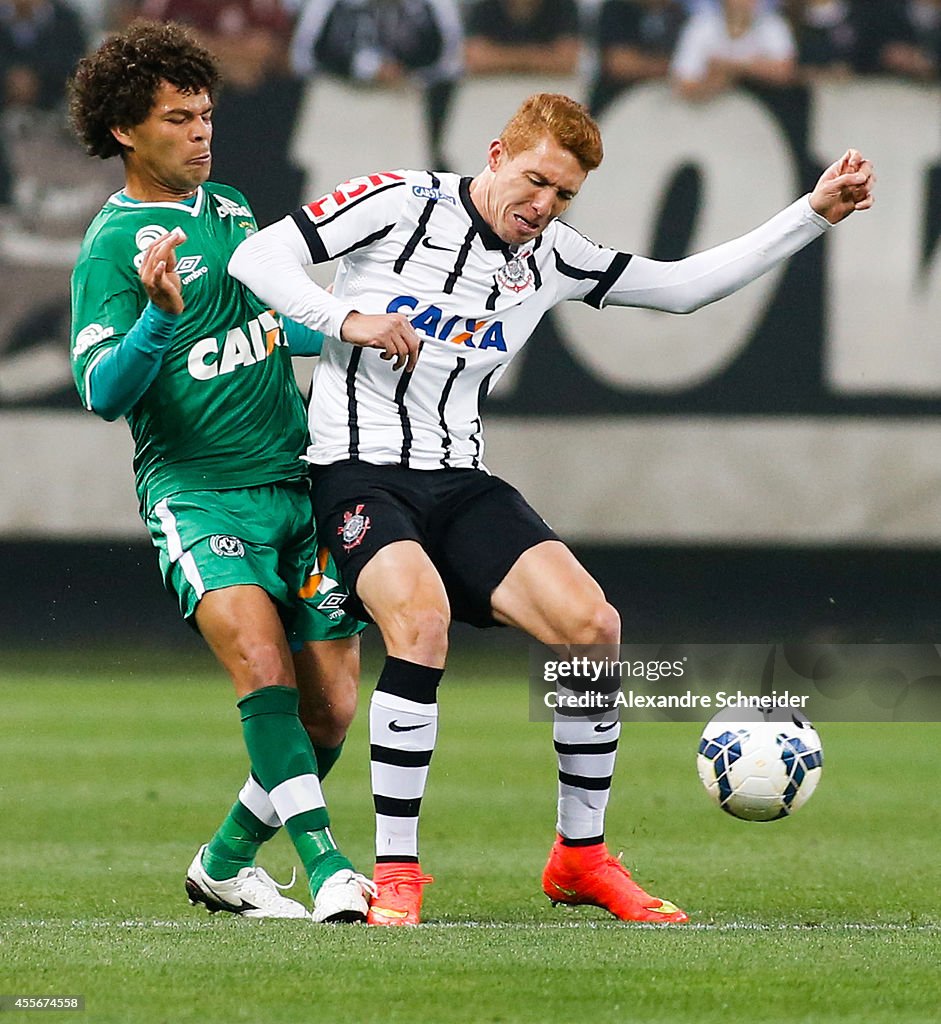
(229, 168), (829, 471)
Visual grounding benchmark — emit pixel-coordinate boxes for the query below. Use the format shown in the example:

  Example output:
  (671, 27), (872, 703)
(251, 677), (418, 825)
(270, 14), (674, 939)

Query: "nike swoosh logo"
(370, 905), (409, 920)
(594, 721), (618, 733)
(421, 237), (456, 252)
(202, 882), (257, 911)
(547, 878), (578, 897)
(389, 720), (430, 732)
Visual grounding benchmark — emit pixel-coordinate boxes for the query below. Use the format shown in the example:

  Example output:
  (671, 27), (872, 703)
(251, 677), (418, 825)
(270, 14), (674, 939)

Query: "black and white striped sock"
(553, 705), (620, 843)
(369, 657), (443, 862)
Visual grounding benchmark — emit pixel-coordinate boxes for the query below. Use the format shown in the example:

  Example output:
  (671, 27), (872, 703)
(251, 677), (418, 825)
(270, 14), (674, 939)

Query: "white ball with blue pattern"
(697, 709), (823, 822)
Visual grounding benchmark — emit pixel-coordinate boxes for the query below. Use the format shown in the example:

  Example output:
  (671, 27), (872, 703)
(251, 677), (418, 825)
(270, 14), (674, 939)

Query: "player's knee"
(302, 707), (352, 749)
(298, 684), (357, 747)
(382, 603), (450, 664)
(572, 599), (621, 647)
(408, 604), (451, 658)
(238, 639), (294, 690)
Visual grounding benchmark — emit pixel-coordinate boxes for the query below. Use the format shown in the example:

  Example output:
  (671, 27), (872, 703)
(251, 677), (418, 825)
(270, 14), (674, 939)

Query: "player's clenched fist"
(340, 310), (421, 372)
(809, 149), (876, 225)
(139, 227), (187, 315)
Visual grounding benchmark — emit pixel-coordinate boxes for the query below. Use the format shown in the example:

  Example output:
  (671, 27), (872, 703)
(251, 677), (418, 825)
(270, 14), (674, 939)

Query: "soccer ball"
(696, 709), (824, 821)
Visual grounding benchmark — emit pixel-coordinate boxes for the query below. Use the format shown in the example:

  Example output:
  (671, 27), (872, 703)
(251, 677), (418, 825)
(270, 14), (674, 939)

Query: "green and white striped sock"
(238, 686), (352, 897)
(200, 775), (279, 881)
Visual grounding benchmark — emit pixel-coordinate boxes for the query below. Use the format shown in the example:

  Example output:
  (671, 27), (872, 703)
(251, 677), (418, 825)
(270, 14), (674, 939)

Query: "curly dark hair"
(68, 20), (220, 160)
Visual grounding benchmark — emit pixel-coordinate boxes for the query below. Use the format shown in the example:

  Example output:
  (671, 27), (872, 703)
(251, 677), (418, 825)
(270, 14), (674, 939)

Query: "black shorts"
(309, 461), (560, 628)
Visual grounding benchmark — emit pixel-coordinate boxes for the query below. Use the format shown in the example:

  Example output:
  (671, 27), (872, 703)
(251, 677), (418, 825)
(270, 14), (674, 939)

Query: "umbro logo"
(176, 254), (202, 274)
(388, 720), (430, 732)
(178, 254), (208, 285)
(215, 195), (252, 219)
(421, 237), (456, 253)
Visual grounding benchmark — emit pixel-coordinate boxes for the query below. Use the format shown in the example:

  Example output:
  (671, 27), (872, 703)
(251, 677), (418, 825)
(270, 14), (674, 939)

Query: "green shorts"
(144, 482), (365, 644)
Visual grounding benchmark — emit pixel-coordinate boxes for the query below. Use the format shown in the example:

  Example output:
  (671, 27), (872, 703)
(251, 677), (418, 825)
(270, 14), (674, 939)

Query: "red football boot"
(367, 862), (434, 926)
(542, 835), (688, 923)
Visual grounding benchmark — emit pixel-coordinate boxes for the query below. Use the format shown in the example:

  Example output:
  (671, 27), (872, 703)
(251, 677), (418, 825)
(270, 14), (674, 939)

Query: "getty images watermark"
(528, 644), (941, 722)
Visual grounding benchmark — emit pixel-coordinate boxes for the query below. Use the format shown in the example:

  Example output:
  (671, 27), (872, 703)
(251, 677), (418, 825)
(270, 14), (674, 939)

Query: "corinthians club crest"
(339, 504), (371, 551)
(497, 251), (534, 293)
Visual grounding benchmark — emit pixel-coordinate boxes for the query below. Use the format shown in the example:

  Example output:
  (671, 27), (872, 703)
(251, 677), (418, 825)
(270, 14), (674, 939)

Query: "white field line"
(4, 919), (939, 933)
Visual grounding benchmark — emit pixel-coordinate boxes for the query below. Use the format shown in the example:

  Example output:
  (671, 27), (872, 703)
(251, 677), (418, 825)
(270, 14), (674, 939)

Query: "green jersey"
(70, 182), (308, 514)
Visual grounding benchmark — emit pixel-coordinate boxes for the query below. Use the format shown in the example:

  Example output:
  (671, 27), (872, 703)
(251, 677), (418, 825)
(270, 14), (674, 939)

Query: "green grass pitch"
(1, 644), (939, 1023)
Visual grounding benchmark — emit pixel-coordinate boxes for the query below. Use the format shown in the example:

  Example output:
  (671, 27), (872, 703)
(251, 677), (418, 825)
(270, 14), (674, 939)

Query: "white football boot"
(185, 845), (310, 919)
(311, 868), (377, 924)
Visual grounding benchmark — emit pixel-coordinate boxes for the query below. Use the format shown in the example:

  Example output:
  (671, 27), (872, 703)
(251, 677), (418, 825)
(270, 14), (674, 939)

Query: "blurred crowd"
(1, 0), (939, 221)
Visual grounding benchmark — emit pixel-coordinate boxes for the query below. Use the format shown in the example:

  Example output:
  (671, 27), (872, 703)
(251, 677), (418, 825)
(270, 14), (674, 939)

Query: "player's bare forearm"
(809, 149), (876, 225)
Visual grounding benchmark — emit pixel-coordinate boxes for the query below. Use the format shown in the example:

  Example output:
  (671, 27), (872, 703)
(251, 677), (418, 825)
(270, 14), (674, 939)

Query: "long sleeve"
(282, 317), (326, 356)
(86, 302), (179, 421)
(603, 195), (830, 314)
(228, 216), (358, 340)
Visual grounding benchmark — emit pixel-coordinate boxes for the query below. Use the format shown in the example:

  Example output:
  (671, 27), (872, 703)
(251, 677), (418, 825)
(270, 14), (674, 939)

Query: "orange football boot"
(542, 835), (688, 923)
(366, 862), (434, 926)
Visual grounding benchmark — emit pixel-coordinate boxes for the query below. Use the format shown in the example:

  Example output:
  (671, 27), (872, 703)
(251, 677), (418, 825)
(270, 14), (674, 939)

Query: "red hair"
(500, 93), (603, 172)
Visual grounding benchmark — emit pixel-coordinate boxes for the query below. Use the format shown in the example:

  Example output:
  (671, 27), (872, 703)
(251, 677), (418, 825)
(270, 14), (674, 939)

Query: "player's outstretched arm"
(602, 150), (876, 315)
(808, 149), (876, 225)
